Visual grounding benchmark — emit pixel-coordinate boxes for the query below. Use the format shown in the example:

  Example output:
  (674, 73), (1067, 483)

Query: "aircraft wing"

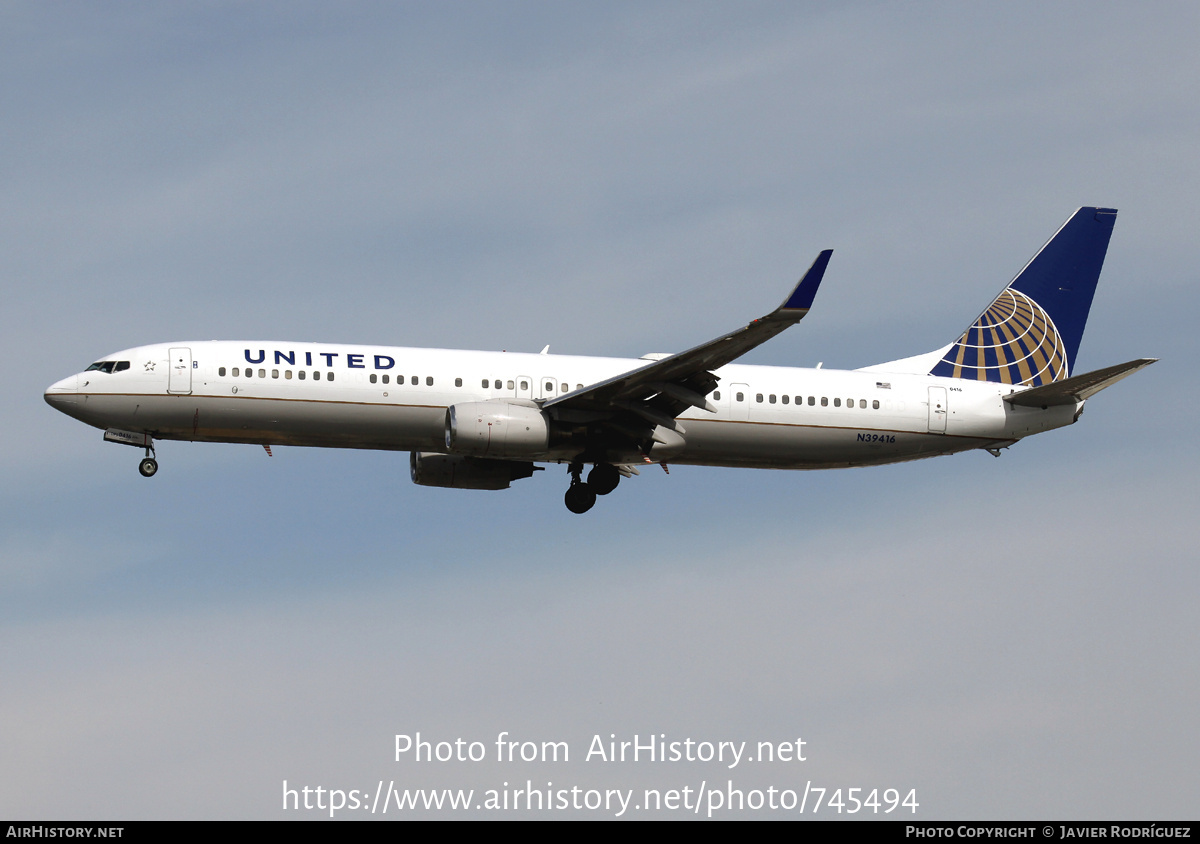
(1003, 358), (1157, 407)
(542, 250), (832, 428)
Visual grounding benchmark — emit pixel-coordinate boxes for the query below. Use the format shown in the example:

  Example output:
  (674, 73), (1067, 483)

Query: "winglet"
(778, 249), (833, 314)
(542, 249), (835, 414)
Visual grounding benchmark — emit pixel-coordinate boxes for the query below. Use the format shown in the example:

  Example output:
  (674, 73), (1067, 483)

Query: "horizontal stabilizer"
(1004, 358), (1157, 407)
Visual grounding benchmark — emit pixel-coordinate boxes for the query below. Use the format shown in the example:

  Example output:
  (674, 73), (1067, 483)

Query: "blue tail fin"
(929, 207), (1117, 386)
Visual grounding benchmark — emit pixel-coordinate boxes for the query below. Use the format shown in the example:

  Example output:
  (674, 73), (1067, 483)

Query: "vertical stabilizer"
(929, 207), (1117, 386)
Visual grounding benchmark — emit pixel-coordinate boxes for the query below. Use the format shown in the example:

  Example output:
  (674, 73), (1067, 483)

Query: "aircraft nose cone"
(44, 374), (79, 408)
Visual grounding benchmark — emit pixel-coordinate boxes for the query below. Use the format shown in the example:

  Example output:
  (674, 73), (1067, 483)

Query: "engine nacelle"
(444, 402), (551, 458)
(410, 452), (537, 490)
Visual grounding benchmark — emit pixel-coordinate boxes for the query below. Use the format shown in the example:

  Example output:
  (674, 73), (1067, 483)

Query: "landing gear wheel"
(587, 463), (620, 495)
(564, 482), (597, 514)
(138, 457), (158, 478)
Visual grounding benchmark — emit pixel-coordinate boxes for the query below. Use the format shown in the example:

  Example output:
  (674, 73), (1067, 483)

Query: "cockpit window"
(84, 361), (130, 374)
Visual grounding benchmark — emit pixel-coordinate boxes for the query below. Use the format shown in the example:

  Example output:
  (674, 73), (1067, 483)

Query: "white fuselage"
(44, 341), (1078, 469)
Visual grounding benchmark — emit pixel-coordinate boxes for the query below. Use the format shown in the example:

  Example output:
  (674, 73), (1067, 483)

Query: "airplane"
(44, 207), (1155, 513)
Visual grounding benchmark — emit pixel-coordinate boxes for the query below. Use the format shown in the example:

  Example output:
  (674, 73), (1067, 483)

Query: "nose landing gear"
(135, 437), (157, 478)
(102, 428), (159, 477)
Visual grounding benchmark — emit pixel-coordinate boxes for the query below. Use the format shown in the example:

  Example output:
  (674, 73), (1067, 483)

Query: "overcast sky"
(2, 1), (1196, 820)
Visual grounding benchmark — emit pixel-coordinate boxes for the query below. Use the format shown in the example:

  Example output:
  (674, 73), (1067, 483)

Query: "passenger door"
(168, 347), (192, 394)
(927, 386), (947, 433)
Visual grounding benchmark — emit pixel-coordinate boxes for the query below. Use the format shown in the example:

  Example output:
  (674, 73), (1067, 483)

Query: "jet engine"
(444, 402), (551, 458)
(410, 452), (538, 490)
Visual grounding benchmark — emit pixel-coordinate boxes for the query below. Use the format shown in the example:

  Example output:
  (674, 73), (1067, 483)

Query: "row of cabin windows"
(215, 369), (580, 392)
(212, 368), (881, 410)
(711, 390), (880, 410)
(482, 379), (585, 392)
(219, 367), (336, 381)
(217, 367), (451, 386)
(368, 374), (439, 386)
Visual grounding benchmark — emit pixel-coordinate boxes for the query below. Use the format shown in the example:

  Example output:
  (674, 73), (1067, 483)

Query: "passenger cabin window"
(314, 372), (321, 381)
(482, 379), (489, 388)
(285, 370), (292, 380)
(735, 392), (744, 402)
(756, 394), (763, 403)
(834, 398), (841, 407)
(232, 367), (240, 377)
(411, 376), (417, 386)
(821, 397), (828, 407)
(382, 374), (389, 384)
(872, 399), (879, 409)
(561, 383), (568, 393)
(769, 394), (776, 404)
(781, 395), (788, 404)
(370, 374), (377, 384)
(455, 378), (462, 387)
(328, 372), (335, 382)
(426, 377), (434, 386)
(807, 396), (815, 406)
(219, 367), (227, 377)
(713, 390), (721, 401)
(298, 371), (306, 380)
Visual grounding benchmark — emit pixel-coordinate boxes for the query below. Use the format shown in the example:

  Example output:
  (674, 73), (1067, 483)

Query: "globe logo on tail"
(930, 288), (1068, 386)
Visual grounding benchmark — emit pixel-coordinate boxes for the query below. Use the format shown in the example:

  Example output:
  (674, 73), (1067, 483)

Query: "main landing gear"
(587, 463), (620, 496)
(563, 462), (621, 513)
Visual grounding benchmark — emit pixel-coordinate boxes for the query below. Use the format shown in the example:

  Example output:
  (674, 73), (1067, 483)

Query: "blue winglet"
(780, 249), (833, 312)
